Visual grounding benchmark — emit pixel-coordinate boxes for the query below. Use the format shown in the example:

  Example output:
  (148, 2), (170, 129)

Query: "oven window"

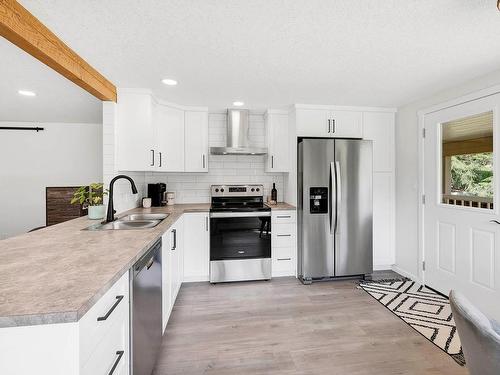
(210, 216), (271, 260)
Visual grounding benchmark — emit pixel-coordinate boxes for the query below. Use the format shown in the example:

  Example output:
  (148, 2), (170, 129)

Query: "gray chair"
(449, 290), (500, 375)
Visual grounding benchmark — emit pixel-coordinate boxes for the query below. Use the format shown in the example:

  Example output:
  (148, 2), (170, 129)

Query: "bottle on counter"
(271, 183), (277, 202)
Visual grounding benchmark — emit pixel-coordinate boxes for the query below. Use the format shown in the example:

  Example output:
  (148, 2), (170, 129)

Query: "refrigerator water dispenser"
(309, 187), (328, 214)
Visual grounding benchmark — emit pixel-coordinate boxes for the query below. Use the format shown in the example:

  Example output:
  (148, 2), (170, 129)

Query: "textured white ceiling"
(0, 37), (101, 123)
(13, 0), (500, 111)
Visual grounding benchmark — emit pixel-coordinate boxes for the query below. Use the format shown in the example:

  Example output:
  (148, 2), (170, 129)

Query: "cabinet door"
(183, 213), (210, 282)
(116, 91), (154, 171)
(161, 232), (172, 333)
(156, 105), (185, 172)
(362, 112), (395, 172)
(328, 110), (363, 138)
(265, 113), (289, 172)
(185, 111), (209, 172)
(296, 109), (330, 137)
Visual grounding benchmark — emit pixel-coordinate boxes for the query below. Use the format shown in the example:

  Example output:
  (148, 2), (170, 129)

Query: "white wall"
(103, 102), (146, 214)
(395, 69), (500, 279)
(146, 112), (285, 203)
(0, 122), (102, 238)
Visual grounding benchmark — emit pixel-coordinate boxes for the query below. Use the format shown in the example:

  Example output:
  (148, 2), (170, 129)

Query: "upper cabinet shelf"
(116, 89), (208, 173)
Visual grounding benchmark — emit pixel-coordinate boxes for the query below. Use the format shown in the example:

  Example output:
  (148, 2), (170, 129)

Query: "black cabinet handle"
(277, 234), (291, 237)
(150, 149), (155, 166)
(331, 119), (336, 133)
(202, 154), (206, 169)
(271, 155), (274, 169)
(97, 295), (124, 321)
(205, 216), (209, 231)
(277, 258), (291, 261)
(277, 215), (291, 219)
(159, 152), (162, 167)
(108, 350), (124, 375)
(328, 119), (331, 133)
(171, 229), (177, 250)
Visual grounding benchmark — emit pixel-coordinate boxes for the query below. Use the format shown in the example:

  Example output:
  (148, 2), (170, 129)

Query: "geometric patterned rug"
(358, 278), (466, 366)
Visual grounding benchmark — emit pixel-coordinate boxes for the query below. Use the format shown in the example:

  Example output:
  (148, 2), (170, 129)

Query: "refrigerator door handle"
(334, 161), (341, 234)
(330, 162), (336, 234)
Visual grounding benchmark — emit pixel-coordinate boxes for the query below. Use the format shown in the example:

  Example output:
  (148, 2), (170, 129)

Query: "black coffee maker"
(147, 183), (166, 206)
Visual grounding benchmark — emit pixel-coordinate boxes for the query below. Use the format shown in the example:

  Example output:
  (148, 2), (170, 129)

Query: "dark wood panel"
(46, 187), (87, 226)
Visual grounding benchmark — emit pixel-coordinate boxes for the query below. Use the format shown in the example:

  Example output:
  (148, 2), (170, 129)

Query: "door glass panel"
(441, 111), (494, 209)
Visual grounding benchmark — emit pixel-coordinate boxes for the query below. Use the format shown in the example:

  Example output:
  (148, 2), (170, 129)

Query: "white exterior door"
(423, 94), (500, 320)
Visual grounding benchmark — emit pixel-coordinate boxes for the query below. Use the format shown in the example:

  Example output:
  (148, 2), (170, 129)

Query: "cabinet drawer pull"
(277, 215), (291, 219)
(150, 149), (155, 166)
(202, 154), (206, 169)
(108, 350), (124, 375)
(171, 229), (177, 250)
(277, 234), (291, 237)
(277, 258), (291, 261)
(271, 155), (274, 169)
(331, 119), (336, 133)
(97, 295), (124, 321)
(159, 152), (162, 167)
(328, 119), (331, 133)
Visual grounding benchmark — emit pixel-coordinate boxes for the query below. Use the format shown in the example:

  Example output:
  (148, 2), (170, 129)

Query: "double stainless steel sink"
(84, 213), (169, 231)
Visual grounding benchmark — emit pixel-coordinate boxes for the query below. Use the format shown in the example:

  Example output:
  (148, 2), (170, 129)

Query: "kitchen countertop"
(0, 201), (295, 328)
(0, 204), (209, 328)
(266, 202), (296, 210)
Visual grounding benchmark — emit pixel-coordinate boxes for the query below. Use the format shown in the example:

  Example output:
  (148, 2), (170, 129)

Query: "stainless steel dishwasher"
(130, 238), (162, 375)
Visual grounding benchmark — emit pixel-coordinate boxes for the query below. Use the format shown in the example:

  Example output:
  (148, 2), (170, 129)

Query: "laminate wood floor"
(153, 277), (469, 375)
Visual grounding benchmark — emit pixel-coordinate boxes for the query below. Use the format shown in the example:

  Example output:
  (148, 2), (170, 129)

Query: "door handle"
(171, 229), (177, 250)
(490, 220), (500, 225)
(334, 161), (341, 234)
(108, 350), (124, 375)
(97, 295), (124, 321)
(330, 162), (335, 234)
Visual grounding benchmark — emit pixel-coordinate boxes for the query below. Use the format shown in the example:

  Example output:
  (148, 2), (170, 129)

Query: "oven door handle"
(209, 211), (271, 218)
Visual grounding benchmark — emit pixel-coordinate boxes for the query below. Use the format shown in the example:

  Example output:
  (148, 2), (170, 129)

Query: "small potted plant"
(71, 183), (108, 220)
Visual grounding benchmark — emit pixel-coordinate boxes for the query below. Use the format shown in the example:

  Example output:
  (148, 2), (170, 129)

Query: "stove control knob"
(220, 188), (225, 193)
(251, 188), (255, 192)
(256, 188), (260, 192)
(215, 188), (219, 193)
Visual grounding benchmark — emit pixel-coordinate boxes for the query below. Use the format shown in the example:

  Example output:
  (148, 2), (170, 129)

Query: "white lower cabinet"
(271, 210), (297, 277)
(183, 212), (210, 282)
(0, 273), (130, 375)
(162, 216), (184, 333)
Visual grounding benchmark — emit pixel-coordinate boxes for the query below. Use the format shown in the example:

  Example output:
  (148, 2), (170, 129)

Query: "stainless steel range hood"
(210, 109), (267, 155)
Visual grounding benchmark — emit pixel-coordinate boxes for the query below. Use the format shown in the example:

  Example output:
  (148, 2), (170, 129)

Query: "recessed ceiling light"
(161, 78), (178, 86)
(233, 101), (244, 106)
(18, 90), (36, 97)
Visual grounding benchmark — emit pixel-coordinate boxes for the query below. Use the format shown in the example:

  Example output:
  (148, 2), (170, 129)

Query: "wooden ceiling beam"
(0, 0), (116, 102)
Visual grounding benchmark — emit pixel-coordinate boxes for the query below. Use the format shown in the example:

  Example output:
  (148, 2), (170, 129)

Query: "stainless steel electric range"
(209, 184), (272, 283)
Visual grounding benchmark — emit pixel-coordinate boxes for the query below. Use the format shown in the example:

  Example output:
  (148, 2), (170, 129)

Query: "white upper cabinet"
(265, 110), (290, 173)
(296, 108), (363, 138)
(116, 90), (155, 171)
(362, 111), (395, 172)
(184, 111), (209, 172)
(116, 89), (208, 173)
(156, 105), (185, 172)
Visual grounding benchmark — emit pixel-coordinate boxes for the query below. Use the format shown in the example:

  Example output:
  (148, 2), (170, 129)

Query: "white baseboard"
(183, 276), (209, 283)
(373, 264), (394, 271)
(391, 265), (420, 283)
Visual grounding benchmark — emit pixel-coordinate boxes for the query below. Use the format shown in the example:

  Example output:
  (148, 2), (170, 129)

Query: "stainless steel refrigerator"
(297, 138), (373, 283)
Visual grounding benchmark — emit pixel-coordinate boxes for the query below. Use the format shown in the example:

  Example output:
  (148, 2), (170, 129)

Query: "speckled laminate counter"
(0, 204), (209, 328)
(266, 202), (296, 210)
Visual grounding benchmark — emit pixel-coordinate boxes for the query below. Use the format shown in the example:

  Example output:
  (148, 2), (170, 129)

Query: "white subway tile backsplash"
(145, 112), (285, 204)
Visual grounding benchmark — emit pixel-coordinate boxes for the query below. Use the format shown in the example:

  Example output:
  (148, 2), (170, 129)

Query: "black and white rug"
(358, 278), (465, 366)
